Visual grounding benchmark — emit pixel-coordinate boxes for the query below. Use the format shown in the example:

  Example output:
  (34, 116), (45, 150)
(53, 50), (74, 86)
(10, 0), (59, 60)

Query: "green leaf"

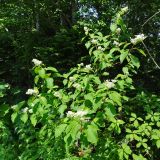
(38, 68), (46, 78)
(109, 91), (122, 106)
(109, 48), (120, 55)
(21, 112), (28, 123)
(40, 96), (47, 106)
(136, 143), (141, 148)
(46, 78), (53, 89)
(30, 114), (37, 127)
(70, 122), (81, 140)
(134, 120), (139, 127)
(142, 143), (148, 148)
(122, 144), (132, 155)
(110, 23), (117, 32)
(55, 124), (67, 138)
(156, 140), (160, 148)
(105, 102), (116, 119)
(130, 55), (140, 68)
(133, 48), (146, 56)
(58, 104), (67, 115)
(118, 149), (124, 160)
(86, 124), (98, 144)
(46, 67), (58, 73)
(85, 41), (91, 49)
(120, 50), (128, 63)
(11, 112), (18, 122)
(132, 154), (147, 160)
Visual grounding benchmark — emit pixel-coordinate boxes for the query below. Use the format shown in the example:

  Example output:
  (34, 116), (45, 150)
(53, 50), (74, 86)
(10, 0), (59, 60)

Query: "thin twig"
(141, 10), (160, 69)
(142, 10), (160, 30)
(142, 42), (160, 69)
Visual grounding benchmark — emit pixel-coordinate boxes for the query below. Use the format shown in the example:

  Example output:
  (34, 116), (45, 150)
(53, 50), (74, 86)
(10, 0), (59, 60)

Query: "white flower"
(54, 91), (62, 99)
(84, 26), (88, 31)
(80, 63), (84, 66)
(91, 39), (97, 44)
(28, 109), (33, 113)
(111, 79), (117, 83)
(32, 59), (42, 66)
(78, 63), (84, 67)
(105, 80), (116, 89)
(75, 110), (88, 117)
(67, 111), (75, 117)
(26, 89), (38, 95)
(66, 110), (88, 118)
(121, 6), (128, 13)
(69, 76), (76, 82)
(22, 107), (28, 113)
(130, 34), (146, 45)
(84, 27), (89, 35)
(113, 41), (119, 46)
(73, 83), (81, 90)
(116, 28), (121, 34)
(85, 64), (92, 71)
(98, 46), (105, 51)
(11, 105), (18, 110)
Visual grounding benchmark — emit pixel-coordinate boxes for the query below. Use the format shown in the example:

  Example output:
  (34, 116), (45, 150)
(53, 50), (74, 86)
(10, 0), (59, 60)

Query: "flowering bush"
(3, 8), (159, 160)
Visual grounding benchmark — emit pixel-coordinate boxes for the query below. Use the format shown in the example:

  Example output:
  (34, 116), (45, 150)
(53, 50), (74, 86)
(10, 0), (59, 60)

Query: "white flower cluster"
(98, 46), (105, 51)
(26, 89), (38, 95)
(22, 107), (33, 113)
(85, 64), (92, 71)
(84, 26), (89, 35)
(67, 110), (88, 118)
(79, 63), (84, 67)
(130, 34), (146, 45)
(73, 83), (81, 90)
(121, 6), (128, 14)
(22, 107), (28, 113)
(11, 105), (18, 110)
(54, 91), (62, 99)
(113, 41), (120, 47)
(91, 39), (97, 44)
(105, 79), (117, 89)
(69, 76), (76, 82)
(32, 59), (42, 66)
(116, 28), (121, 34)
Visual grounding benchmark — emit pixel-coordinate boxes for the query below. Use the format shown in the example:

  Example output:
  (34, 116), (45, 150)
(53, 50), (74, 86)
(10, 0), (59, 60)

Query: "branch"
(141, 9), (160, 69)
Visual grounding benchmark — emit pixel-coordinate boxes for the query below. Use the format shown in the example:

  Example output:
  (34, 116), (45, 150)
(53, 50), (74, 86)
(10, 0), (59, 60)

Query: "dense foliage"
(0, 0), (160, 159)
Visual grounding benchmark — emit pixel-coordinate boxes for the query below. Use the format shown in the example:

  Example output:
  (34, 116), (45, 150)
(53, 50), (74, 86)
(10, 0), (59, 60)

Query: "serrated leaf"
(58, 104), (67, 115)
(86, 124), (98, 144)
(55, 124), (67, 138)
